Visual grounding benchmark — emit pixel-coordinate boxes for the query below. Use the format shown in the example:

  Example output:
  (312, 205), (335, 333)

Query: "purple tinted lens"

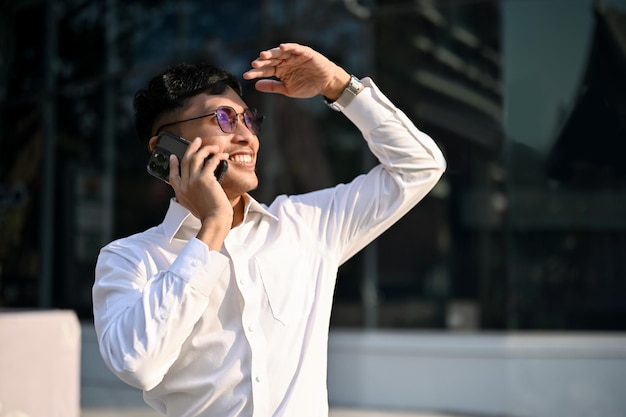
(244, 109), (261, 134)
(216, 107), (235, 133)
(215, 106), (261, 134)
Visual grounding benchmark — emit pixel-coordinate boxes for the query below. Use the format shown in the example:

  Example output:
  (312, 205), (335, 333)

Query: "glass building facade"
(1, 0), (625, 331)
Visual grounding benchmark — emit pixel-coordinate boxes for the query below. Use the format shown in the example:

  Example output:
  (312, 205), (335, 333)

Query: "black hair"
(133, 62), (242, 146)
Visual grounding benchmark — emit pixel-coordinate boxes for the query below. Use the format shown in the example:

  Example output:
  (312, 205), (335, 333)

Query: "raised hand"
(243, 43), (351, 101)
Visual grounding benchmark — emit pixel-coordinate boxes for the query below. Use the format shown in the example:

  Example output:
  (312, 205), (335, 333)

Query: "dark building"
(1, 0), (624, 331)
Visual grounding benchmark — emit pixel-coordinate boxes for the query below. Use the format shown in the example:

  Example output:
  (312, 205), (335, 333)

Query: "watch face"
(346, 76), (362, 94)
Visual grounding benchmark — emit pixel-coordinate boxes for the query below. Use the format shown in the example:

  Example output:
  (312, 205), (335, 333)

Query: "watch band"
(324, 75), (363, 112)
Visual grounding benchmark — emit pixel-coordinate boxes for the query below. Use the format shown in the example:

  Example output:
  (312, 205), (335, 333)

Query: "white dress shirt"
(93, 78), (446, 417)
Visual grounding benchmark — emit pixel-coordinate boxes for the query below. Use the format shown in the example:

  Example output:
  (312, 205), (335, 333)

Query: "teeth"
(230, 154), (252, 163)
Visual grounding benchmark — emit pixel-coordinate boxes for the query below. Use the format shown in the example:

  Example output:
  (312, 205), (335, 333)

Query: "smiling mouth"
(229, 154), (254, 165)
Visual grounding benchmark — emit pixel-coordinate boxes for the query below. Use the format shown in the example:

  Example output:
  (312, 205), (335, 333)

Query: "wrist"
(324, 75), (363, 112)
(322, 68), (352, 101)
(197, 215), (231, 250)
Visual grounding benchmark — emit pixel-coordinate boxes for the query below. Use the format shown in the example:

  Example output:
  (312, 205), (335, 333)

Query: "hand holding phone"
(147, 132), (228, 184)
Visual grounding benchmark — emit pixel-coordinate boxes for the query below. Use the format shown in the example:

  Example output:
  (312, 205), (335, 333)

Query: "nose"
(233, 115), (256, 140)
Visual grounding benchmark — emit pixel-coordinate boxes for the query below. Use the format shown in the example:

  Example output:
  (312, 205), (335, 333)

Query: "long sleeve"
(93, 236), (230, 390)
(288, 77), (446, 264)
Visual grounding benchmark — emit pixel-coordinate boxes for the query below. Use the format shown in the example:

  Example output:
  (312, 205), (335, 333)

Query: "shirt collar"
(162, 194), (278, 243)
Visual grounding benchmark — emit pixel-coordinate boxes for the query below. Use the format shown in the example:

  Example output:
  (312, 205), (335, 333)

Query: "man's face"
(151, 87), (261, 199)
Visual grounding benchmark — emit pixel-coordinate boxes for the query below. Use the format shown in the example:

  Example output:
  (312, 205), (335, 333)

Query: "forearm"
(93, 239), (230, 390)
(299, 77), (446, 264)
(343, 77), (446, 178)
(197, 216), (230, 250)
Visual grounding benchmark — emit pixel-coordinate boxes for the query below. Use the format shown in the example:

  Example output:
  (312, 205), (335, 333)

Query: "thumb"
(255, 79), (287, 95)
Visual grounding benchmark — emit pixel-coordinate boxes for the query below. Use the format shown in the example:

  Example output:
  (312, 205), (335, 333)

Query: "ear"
(148, 135), (159, 152)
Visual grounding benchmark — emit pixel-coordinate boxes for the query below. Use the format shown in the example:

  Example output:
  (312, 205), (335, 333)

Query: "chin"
(222, 175), (258, 196)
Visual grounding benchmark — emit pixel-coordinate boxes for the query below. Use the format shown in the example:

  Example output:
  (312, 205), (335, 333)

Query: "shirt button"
(248, 324), (256, 332)
(191, 260), (200, 267)
(239, 279), (245, 286)
(255, 376), (262, 382)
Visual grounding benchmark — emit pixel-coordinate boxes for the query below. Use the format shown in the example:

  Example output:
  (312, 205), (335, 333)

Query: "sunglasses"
(155, 106), (264, 136)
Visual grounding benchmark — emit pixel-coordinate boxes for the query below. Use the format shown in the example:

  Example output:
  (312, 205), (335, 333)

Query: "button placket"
(223, 238), (271, 415)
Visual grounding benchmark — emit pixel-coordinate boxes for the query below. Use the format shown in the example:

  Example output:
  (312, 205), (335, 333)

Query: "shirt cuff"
(342, 77), (395, 133)
(169, 238), (230, 297)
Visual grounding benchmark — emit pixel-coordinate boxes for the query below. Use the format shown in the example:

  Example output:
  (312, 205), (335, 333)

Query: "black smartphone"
(147, 132), (228, 184)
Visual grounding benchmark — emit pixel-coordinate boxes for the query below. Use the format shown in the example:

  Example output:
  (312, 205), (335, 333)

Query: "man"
(93, 42), (446, 417)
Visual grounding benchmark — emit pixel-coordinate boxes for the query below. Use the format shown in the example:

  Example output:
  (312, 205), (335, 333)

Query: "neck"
(231, 195), (246, 228)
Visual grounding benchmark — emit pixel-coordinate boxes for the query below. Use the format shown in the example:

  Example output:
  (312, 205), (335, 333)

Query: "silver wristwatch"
(324, 75), (363, 112)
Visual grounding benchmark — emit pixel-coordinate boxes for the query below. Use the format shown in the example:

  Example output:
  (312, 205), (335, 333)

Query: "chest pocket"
(254, 246), (315, 326)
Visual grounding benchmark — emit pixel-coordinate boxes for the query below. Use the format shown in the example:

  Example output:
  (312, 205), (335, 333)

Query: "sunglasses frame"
(155, 106), (264, 136)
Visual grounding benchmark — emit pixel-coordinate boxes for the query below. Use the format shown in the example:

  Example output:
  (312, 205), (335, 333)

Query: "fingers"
(277, 42), (309, 55)
(202, 152), (230, 178)
(176, 138), (227, 184)
(168, 153), (181, 187)
(243, 43), (305, 81)
(243, 65), (275, 81)
(243, 49), (279, 80)
(183, 138), (212, 175)
(252, 57), (284, 69)
(244, 42), (341, 99)
(244, 55), (284, 80)
(258, 43), (300, 61)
